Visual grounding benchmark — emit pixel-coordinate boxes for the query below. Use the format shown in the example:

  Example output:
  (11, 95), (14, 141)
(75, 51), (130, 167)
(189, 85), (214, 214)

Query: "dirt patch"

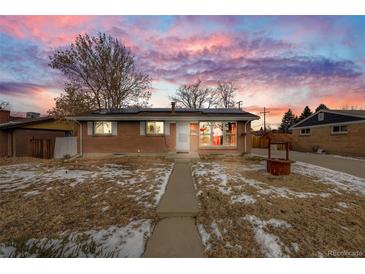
(193, 156), (365, 258)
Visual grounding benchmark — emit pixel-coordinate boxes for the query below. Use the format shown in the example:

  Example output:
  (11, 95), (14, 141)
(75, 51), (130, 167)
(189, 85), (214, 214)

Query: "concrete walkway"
(144, 159), (203, 258)
(252, 148), (365, 178)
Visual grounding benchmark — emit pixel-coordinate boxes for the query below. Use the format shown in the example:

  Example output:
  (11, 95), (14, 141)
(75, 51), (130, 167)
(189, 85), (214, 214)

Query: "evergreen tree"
(298, 106), (312, 122)
(279, 109), (296, 133)
(315, 103), (329, 112)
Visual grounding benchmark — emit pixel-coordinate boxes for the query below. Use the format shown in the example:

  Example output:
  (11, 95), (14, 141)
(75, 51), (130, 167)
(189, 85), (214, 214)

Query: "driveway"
(251, 148), (365, 178)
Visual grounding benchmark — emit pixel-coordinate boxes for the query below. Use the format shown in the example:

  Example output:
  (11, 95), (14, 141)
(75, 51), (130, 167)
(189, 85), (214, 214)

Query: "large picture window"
(199, 121), (236, 147)
(94, 121), (112, 135)
(146, 121), (164, 135)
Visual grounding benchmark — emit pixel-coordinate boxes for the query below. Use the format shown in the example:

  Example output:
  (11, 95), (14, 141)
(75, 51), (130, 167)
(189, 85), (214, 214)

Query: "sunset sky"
(1, 16), (365, 128)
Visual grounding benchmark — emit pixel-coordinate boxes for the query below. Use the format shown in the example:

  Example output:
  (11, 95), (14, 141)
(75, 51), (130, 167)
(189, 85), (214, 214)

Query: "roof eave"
(67, 115), (259, 121)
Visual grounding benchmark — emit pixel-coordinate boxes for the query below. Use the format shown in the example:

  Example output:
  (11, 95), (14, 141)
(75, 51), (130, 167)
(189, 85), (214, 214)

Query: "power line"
(259, 107), (270, 132)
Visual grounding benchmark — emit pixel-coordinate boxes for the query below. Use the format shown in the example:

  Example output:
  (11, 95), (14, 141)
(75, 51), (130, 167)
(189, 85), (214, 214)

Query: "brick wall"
(81, 121), (253, 155)
(292, 123), (365, 156)
(81, 121), (176, 154)
(0, 131), (9, 157)
(0, 110), (10, 123)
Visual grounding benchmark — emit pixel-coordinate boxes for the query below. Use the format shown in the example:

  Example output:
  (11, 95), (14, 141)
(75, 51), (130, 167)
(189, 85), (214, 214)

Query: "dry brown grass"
(0, 157), (173, 253)
(193, 156), (365, 258)
(0, 157), (54, 166)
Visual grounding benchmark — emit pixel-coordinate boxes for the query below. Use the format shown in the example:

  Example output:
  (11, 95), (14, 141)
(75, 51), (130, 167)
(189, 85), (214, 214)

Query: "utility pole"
(237, 101), (243, 109)
(259, 107), (270, 132)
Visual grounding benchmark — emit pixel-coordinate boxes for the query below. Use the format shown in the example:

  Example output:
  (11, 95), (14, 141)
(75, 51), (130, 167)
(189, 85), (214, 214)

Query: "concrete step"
(143, 217), (204, 258)
(166, 152), (200, 160)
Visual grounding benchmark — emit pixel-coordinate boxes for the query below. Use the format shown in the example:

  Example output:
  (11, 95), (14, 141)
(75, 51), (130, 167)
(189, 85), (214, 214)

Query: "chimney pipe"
(171, 101), (176, 112)
(0, 109), (10, 124)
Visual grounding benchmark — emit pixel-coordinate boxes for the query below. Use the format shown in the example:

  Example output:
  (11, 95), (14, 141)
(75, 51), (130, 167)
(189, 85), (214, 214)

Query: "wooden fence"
(252, 135), (292, 150)
(31, 138), (53, 159)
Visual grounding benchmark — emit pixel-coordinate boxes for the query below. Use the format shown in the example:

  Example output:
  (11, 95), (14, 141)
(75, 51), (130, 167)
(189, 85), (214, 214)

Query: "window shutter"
(87, 122), (93, 136)
(112, 122), (118, 136)
(165, 122), (170, 135)
(140, 121), (146, 135)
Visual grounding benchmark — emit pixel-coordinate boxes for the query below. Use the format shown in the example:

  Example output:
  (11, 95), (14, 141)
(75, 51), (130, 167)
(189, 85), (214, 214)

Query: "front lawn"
(192, 156), (365, 258)
(0, 157), (174, 257)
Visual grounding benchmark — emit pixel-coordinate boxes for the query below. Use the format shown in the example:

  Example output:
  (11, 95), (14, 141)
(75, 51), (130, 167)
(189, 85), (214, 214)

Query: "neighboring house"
(290, 109), (365, 156)
(0, 109), (76, 158)
(67, 103), (259, 157)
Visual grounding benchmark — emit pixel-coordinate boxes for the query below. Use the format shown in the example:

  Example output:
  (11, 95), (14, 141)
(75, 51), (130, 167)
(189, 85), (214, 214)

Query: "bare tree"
(0, 100), (10, 110)
(49, 33), (151, 117)
(169, 79), (217, 109)
(216, 81), (236, 108)
(48, 84), (96, 118)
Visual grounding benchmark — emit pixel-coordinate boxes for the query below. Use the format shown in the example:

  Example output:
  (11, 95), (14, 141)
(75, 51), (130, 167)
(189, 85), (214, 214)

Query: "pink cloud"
(0, 16), (95, 47)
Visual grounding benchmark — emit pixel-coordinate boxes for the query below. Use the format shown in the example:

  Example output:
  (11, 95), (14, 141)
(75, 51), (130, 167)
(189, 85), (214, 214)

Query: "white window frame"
(331, 125), (348, 135)
(198, 121), (237, 147)
(299, 128), (311, 136)
(93, 121), (112, 136)
(146, 121), (165, 136)
(318, 112), (324, 121)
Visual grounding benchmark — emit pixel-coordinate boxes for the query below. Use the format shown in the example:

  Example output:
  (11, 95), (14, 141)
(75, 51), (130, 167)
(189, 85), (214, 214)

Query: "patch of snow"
(210, 221), (223, 240)
(244, 215), (291, 229)
(0, 219), (152, 258)
(24, 190), (41, 197)
(332, 155), (365, 162)
(293, 162), (365, 195)
(291, 242), (300, 253)
(49, 169), (92, 183)
(101, 206), (110, 212)
(231, 193), (256, 204)
(197, 224), (212, 251)
(0, 246), (16, 257)
(238, 164), (265, 172)
(258, 186), (329, 199)
(254, 229), (287, 258)
(337, 202), (348, 208)
(153, 163), (174, 205)
(243, 215), (291, 258)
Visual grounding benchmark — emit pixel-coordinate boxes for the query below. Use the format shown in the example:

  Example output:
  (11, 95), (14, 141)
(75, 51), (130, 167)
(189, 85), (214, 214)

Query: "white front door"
(176, 122), (190, 152)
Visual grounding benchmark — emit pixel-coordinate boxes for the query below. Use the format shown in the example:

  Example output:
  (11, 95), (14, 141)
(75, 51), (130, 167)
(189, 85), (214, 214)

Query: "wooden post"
(268, 140), (271, 159)
(285, 142), (289, 160)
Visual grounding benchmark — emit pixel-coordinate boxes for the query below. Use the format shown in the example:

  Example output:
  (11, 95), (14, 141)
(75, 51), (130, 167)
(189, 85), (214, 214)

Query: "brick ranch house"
(290, 109), (365, 156)
(67, 104), (260, 157)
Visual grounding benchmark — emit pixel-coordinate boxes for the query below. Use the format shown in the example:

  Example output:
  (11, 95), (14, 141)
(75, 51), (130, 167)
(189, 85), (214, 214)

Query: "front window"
(199, 121), (237, 146)
(94, 121), (112, 135)
(146, 121), (164, 135)
(300, 128), (310, 135)
(199, 122), (211, 145)
(332, 125), (347, 134)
